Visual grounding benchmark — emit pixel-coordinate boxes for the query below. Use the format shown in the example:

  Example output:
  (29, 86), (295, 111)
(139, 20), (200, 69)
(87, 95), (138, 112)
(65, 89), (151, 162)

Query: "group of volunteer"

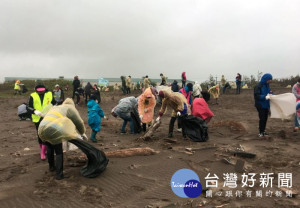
(17, 72), (299, 180)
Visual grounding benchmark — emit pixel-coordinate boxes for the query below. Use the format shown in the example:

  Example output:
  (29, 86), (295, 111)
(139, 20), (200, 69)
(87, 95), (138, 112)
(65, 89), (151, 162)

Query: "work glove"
(81, 133), (88, 141)
(104, 116), (108, 120)
(34, 110), (44, 117)
(265, 94), (271, 100)
(139, 115), (143, 120)
(144, 108), (148, 113)
(177, 112), (181, 116)
(156, 117), (161, 122)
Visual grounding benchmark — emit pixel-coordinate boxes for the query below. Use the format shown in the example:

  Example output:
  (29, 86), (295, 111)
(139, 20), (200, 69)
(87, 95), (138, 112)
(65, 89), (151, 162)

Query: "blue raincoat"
(87, 100), (104, 132)
(254, 73), (273, 109)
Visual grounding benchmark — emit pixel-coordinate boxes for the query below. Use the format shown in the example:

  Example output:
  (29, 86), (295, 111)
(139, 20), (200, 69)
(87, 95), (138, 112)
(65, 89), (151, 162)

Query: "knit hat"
(158, 91), (165, 98)
(187, 83), (193, 91)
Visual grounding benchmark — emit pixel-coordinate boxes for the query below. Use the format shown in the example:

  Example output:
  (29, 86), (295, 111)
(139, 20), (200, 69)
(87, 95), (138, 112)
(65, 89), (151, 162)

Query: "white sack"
(270, 93), (296, 120)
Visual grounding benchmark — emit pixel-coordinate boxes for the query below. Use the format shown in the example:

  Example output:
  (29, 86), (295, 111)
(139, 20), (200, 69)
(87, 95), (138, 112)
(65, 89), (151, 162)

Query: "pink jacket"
(179, 87), (191, 105)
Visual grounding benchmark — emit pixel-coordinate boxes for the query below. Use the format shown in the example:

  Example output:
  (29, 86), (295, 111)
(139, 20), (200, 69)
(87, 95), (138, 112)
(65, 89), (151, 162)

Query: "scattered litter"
(232, 151), (256, 158)
(24, 147), (30, 151)
(222, 158), (234, 165)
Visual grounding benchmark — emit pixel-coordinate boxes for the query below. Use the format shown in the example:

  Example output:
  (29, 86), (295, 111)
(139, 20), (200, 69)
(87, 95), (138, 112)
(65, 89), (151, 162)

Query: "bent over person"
(38, 98), (87, 180)
(156, 90), (188, 138)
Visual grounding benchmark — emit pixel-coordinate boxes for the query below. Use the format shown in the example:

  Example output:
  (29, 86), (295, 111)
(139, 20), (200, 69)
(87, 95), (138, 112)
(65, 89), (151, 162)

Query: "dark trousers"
(126, 87), (131, 94)
(182, 81), (186, 88)
(46, 142), (63, 178)
(169, 116), (185, 136)
(73, 92), (80, 104)
(256, 106), (269, 133)
(85, 93), (91, 103)
(142, 123), (151, 132)
(35, 120), (45, 145)
(236, 83), (241, 94)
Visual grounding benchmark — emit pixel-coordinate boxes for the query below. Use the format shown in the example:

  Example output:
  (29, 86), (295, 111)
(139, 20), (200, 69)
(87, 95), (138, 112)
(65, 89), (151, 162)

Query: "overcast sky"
(0, 0), (299, 83)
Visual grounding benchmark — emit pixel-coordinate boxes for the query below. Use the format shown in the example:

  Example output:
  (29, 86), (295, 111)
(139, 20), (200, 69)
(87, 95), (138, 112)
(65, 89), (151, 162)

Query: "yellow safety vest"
(31, 92), (53, 122)
(14, 83), (21, 90)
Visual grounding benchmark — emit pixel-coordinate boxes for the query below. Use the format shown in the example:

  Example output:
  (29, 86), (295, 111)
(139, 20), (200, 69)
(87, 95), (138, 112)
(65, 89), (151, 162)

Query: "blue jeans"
(121, 118), (134, 133)
(295, 114), (300, 127)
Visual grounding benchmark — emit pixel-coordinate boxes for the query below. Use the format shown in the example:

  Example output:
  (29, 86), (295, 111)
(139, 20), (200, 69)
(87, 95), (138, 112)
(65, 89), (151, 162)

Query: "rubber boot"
(41, 145), (47, 160)
(55, 154), (64, 180)
(168, 117), (176, 138)
(47, 145), (55, 171)
(90, 131), (98, 142)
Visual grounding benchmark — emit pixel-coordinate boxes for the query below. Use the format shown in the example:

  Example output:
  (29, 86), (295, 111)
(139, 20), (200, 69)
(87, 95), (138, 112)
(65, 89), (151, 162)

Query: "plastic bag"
(270, 93), (296, 120)
(69, 139), (109, 178)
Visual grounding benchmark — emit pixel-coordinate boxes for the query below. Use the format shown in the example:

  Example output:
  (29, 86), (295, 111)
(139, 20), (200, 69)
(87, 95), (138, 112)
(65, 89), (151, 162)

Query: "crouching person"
(156, 90), (188, 138)
(38, 98), (87, 180)
(111, 96), (139, 134)
(191, 98), (214, 123)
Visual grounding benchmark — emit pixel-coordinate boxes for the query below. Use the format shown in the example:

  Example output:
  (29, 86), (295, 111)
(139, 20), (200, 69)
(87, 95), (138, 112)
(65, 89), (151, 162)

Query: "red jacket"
(192, 98), (214, 120)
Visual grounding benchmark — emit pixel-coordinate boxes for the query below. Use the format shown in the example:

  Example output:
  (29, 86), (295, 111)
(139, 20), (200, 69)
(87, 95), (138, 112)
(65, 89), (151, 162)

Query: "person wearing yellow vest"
(14, 80), (21, 95)
(28, 84), (54, 160)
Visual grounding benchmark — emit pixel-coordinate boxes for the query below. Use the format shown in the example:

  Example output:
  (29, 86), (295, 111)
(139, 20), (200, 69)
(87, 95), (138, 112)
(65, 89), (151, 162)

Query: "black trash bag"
(68, 139), (109, 178)
(201, 91), (210, 102)
(131, 111), (142, 133)
(181, 115), (209, 142)
(22, 85), (28, 93)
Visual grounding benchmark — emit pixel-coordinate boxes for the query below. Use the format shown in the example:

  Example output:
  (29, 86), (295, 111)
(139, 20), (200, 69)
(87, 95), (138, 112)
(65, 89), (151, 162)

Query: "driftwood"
(140, 120), (161, 141)
(105, 147), (158, 158)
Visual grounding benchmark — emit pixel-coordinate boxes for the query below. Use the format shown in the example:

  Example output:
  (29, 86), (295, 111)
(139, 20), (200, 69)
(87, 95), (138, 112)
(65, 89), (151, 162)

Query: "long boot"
(90, 131), (98, 142)
(55, 154), (64, 180)
(168, 117), (176, 138)
(41, 145), (47, 160)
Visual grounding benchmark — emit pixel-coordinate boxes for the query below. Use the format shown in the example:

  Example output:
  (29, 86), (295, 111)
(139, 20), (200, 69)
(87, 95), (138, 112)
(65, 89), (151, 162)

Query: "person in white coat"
(192, 81), (202, 98)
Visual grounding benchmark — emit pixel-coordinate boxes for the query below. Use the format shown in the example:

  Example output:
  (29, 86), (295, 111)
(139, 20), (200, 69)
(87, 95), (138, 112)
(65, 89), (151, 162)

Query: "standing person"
(292, 78), (300, 131)
(208, 85), (220, 105)
(84, 82), (93, 104)
(53, 84), (64, 105)
(120, 76), (127, 94)
(91, 84), (101, 103)
(111, 97), (138, 134)
(38, 98), (87, 180)
(143, 75), (151, 90)
(126, 76), (131, 94)
(72, 76), (81, 105)
(296, 101), (300, 131)
(160, 73), (167, 86)
(171, 80), (179, 92)
(156, 90), (188, 138)
(179, 83), (193, 105)
(236, 73), (242, 94)
(221, 75), (226, 87)
(28, 84), (54, 160)
(192, 81), (202, 98)
(87, 95), (106, 142)
(181, 72), (187, 88)
(138, 88), (156, 132)
(254, 73), (273, 137)
(14, 80), (22, 95)
(191, 98), (214, 123)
